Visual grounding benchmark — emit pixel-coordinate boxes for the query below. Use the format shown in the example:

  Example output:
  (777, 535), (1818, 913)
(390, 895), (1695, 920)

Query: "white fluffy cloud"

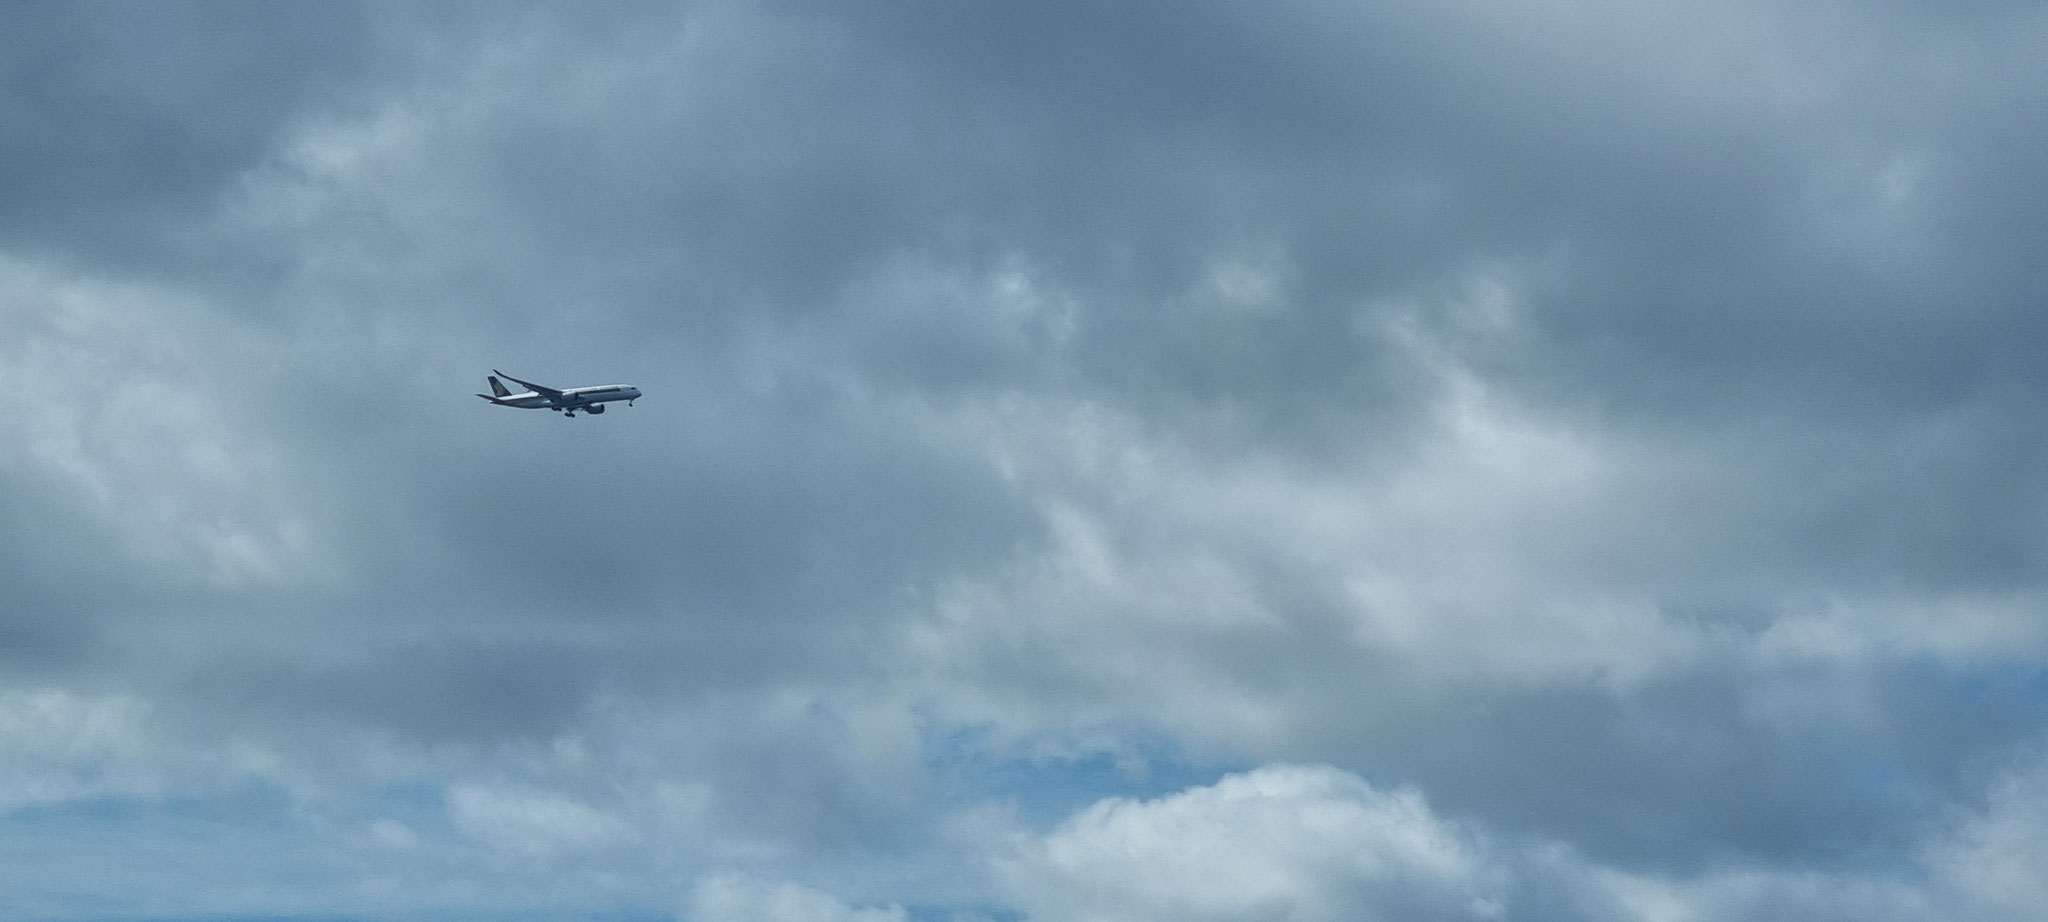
(1000, 764), (1502, 922)
(998, 755), (2048, 922)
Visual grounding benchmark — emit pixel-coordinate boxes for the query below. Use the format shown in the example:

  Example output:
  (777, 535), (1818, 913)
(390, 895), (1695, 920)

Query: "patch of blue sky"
(0, 783), (449, 921)
(97, 915), (672, 922)
(902, 907), (1021, 922)
(920, 720), (1247, 826)
(1940, 657), (2048, 708)
(88, 916), (368, 922)
(1886, 656), (2048, 775)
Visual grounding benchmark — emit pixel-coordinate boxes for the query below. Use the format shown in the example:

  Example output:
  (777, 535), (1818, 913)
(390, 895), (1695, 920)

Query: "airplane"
(478, 370), (642, 418)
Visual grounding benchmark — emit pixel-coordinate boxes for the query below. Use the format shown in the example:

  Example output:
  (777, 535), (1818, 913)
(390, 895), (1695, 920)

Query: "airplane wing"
(492, 370), (565, 397)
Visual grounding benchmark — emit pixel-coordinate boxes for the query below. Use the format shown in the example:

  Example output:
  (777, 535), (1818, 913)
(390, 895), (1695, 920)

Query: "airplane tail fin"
(487, 375), (512, 398)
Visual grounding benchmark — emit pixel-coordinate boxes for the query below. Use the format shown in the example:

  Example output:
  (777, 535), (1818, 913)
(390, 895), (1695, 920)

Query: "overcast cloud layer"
(5, 1), (2048, 919)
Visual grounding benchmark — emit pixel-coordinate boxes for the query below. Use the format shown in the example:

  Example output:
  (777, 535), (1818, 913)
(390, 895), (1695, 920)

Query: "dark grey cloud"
(0, 3), (389, 268)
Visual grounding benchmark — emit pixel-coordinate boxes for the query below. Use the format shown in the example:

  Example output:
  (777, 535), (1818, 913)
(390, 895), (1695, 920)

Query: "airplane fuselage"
(480, 371), (641, 417)
(490, 385), (640, 410)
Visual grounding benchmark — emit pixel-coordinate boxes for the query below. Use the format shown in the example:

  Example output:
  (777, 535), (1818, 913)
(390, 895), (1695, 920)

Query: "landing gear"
(564, 411), (576, 418)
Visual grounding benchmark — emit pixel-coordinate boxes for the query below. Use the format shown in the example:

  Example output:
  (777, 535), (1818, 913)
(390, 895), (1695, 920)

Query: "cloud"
(4, 0), (2048, 918)
(691, 874), (908, 922)
(1924, 742), (2048, 921)
(999, 764), (1500, 922)
(449, 784), (629, 856)
(0, 256), (322, 596)
(0, 690), (164, 812)
(997, 756), (2048, 922)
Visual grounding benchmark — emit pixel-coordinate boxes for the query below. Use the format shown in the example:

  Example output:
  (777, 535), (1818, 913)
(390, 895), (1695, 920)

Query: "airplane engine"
(586, 403), (606, 414)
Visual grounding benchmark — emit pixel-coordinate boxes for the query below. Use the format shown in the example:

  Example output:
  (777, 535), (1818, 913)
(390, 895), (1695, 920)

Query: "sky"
(4, 1), (2048, 919)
